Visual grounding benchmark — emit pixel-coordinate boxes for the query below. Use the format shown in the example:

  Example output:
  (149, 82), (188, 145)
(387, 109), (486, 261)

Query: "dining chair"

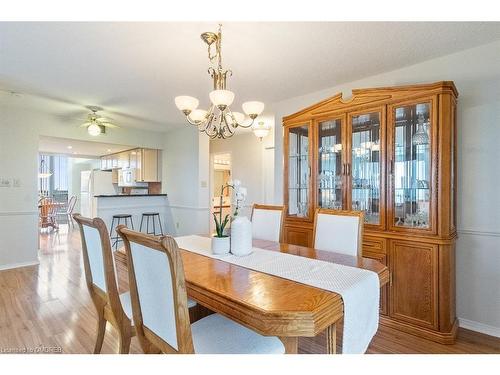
(39, 197), (58, 231)
(313, 208), (364, 256)
(251, 204), (285, 243)
(73, 213), (135, 354)
(63, 195), (78, 225)
(117, 226), (285, 354)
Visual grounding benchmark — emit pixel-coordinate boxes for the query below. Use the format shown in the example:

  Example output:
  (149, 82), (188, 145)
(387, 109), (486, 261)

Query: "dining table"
(115, 237), (389, 354)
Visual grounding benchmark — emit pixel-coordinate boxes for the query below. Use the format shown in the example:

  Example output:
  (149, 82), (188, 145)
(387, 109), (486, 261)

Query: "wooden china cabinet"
(282, 81), (458, 343)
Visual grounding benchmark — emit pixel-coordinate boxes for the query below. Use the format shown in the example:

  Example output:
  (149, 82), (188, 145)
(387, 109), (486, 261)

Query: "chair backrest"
(39, 198), (55, 218)
(313, 209), (364, 256)
(73, 214), (124, 317)
(117, 226), (194, 354)
(251, 204), (285, 242)
(67, 195), (77, 214)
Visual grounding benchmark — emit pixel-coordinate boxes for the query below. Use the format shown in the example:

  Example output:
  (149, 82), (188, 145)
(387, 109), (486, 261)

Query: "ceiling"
(2, 22), (500, 132)
(39, 135), (134, 158)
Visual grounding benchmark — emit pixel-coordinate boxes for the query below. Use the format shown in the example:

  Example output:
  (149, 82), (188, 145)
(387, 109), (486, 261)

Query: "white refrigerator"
(80, 170), (117, 218)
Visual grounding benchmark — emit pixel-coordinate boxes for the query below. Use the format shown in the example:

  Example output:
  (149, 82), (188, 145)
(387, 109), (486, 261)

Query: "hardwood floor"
(0, 224), (498, 354)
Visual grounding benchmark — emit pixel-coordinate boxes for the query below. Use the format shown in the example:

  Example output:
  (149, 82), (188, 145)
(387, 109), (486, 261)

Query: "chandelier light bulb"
(87, 123), (102, 136)
(189, 109), (208, 123)
(226, 111), (245, 125)
(209, 90), (235, 108)
(242, 101), (265, 118)
(175, 96), (199, 113)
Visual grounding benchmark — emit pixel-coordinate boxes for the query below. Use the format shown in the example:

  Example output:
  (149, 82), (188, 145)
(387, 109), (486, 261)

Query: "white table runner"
(175, 235), (380, 354)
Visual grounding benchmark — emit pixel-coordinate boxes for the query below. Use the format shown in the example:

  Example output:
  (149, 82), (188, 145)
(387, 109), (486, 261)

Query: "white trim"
(0, 211), (38, 216)
(458, 229), (500, 238)
(459, 318), (500, 338)
(0, 260), (40, 272)
(167, 205), (210, 211)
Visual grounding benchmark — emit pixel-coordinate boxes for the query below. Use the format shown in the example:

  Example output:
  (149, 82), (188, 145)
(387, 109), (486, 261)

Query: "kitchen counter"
(93, 194), (169, 234)
(94, 194), (168, 197)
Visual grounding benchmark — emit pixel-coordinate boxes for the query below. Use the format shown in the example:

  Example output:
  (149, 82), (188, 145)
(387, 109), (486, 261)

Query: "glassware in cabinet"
(287, 124), (311, 218)
(392, 102), (432, 230)
(317, 118), (344, 210)
(349, 111), (382, 225)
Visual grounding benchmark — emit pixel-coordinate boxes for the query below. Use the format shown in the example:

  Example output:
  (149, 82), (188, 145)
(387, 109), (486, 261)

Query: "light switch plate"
(200, 180), (207, 188)
(0, 177), (11, 188)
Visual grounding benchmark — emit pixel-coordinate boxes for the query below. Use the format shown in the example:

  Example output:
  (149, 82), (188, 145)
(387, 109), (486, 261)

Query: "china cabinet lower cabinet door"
(389, 240), (439, 330)
(284, 225), (313, 247)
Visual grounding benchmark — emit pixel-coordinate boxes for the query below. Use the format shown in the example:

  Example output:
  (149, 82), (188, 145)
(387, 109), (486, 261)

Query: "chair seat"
(119, 292), (196, 320)
(142, 212), (159, 216)
(191, 314), (285, 354)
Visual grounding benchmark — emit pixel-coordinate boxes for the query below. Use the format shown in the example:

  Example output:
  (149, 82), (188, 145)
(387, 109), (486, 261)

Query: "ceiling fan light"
(242, 101), (265, 117)
(175, 96), (199, 112)
(209, 90), (235, 107)
(87, 123), (102, 136)
(189, 109), (208, 123)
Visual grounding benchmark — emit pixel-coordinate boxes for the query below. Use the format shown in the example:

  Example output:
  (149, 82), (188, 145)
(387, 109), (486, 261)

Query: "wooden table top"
(176, 237), (389, 338)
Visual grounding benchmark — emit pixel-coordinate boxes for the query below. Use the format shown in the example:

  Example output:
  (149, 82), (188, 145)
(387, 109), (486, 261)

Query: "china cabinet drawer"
(362, 236), (387, 254)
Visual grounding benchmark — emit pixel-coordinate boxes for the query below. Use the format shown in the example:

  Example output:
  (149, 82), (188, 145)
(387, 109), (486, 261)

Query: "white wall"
(162, 126), (210, 236)
(0, 105), (39, 269)
(0, 104), (168, 270)
(210, 129), (275, 218)
(271, 39), (500, 336)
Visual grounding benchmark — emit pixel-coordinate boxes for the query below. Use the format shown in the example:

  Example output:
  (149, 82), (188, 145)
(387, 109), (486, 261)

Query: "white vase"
(211, 236), (230, 255)
(230, 216), (253, 256)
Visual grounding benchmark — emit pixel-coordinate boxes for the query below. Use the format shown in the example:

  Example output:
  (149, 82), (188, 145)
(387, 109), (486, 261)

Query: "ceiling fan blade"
(102, 123), (119, 129)
(96, 116), (114, 122)
(79, 122), (92, 128)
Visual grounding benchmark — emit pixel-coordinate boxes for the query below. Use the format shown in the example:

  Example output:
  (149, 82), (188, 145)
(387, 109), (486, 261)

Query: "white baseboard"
(0, 260), (40, 272)
(459, 318), (500, 338)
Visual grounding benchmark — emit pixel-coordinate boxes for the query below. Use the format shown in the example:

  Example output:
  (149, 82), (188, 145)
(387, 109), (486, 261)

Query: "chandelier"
(174, 24), (265, 139)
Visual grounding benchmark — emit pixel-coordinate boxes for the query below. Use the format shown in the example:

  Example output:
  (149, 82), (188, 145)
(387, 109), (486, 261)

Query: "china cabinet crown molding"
(282, 81), (458, 344)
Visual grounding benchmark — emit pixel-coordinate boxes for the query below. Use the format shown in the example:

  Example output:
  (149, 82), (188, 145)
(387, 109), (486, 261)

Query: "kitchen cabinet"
(100, 148), (161, 182)
(136, 148), (161, 182)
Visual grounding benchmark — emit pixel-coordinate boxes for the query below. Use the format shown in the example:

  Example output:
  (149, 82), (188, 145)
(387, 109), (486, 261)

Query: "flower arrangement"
(213, 179), (247, 237)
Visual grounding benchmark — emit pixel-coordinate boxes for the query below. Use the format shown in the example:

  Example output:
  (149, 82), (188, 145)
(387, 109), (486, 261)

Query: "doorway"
(210, 153), (232, 234)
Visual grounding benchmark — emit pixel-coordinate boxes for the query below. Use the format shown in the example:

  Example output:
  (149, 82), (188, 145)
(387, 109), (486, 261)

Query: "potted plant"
(212, 211), (231, 254)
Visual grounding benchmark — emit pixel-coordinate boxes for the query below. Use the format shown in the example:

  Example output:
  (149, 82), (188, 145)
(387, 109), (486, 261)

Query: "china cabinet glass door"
(390, 100), (435, 232)
(348, 110), (384, 227)
(286, 123), (311, 219)
(317, 118), (344, 210)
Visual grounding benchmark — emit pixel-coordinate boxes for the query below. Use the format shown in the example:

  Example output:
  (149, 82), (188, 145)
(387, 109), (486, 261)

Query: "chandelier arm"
(236, 117), (256, 129)
(222, 114), (235, 138)
(224, 108), (237, 129)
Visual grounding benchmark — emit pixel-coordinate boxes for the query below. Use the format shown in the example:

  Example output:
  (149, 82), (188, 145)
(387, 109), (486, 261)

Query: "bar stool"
(110, 214), (134, 250)
(139, 212), (164, 236)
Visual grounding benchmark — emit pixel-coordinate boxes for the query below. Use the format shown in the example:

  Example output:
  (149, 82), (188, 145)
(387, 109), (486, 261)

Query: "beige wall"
(210, 130), (275, 218)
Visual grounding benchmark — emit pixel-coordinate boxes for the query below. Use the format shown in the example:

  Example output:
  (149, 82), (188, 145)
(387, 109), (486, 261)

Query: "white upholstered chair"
(73, 214), (135, 353)
(251, 204), (285, 243)
(313, 209), (364, 256)
(117, 226), (285, 354)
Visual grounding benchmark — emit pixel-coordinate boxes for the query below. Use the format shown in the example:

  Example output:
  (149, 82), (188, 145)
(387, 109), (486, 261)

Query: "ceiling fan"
(79, 106), (119, 136)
